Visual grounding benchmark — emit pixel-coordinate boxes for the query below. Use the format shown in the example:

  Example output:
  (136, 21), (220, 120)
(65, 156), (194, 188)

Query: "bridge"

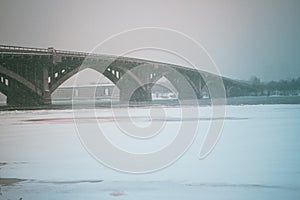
(0, 45), (252, 106)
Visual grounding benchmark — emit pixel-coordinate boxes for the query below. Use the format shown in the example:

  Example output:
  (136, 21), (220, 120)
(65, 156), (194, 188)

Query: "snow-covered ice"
(0, 105), (300, 199)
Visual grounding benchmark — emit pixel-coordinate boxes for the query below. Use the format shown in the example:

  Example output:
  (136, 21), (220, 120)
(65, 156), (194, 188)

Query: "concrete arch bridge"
(0, 45), (252, 106)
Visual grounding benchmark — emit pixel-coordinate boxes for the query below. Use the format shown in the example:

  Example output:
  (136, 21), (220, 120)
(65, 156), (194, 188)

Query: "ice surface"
(0, 105), (300, 199)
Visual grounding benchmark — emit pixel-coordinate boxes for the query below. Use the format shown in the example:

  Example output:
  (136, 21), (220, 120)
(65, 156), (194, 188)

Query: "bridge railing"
(55, 49), (89, 56)
(0, 45), (99, 57)
(0, 45), (50, 53)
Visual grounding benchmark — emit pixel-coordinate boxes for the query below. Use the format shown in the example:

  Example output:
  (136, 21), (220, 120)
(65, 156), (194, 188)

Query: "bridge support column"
(6, 65), (52, 107)
(164, 71), (201, 100)
(41, 65), (51, 105)
(117, 66), (153, 103)
(119, 85), (152, 102)
(188, 75), (203, 99)
(7, 91), (50, 106)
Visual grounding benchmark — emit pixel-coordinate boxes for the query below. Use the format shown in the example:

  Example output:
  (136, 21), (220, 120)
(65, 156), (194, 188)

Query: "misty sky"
(0, 0), (299, 82)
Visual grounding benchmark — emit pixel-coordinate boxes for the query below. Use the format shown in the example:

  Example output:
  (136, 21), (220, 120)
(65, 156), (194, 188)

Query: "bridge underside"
(0, 62), (211, 106)
(3, 72), (203, 106)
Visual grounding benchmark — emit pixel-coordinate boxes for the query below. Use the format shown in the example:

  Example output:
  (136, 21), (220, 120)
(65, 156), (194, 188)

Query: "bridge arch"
(51, 68), (121, 100)
(49, 64), (127, 94)
(0, 65), (42, 96)
(0, 78), (9, 97)
(49, 61), (158, 102)
(151, 76), (179, 99)
(0, 91), (6, 105)
(147, 66), (203, 100)
(0, 64), (50, 106)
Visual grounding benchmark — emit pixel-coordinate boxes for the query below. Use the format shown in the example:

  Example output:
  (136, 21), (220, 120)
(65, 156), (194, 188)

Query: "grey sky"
(0, 0), (299, 82)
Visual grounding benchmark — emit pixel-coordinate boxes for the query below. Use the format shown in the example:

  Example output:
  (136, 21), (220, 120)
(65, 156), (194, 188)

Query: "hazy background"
(0, 0), (299, 82)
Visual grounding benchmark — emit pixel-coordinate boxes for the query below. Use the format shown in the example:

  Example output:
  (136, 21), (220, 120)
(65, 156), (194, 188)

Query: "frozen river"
(0, 104), (300, 199)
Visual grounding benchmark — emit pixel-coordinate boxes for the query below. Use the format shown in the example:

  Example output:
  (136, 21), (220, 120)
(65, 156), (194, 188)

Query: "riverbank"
(0, 95), (299, 111)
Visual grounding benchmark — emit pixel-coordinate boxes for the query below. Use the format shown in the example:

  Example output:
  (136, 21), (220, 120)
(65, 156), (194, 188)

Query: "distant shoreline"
(0, 95), (299, 111)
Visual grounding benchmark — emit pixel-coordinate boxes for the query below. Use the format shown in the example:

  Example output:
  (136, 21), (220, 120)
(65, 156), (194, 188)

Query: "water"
(0, 104), (300, 199)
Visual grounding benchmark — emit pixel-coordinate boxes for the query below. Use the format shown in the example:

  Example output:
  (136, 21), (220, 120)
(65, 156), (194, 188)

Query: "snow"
(0, 105), (300, 199)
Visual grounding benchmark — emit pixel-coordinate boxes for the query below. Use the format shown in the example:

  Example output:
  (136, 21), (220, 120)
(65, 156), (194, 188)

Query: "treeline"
(246, 76), (300, 96)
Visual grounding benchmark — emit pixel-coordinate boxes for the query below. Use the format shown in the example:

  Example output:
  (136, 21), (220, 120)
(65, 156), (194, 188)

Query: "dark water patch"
(0, 162), (7, 171)
(0, 178), (103, 186)
(185, 182), (299, 191)
(12, 162), (28, 165)
(162, 117), (248, 122)
(0, 162), (28, 166)
(23, 116), (248, 124)
(0, 162), (29, 171)
(37, 180), (103, 184)
(0, 178), (27, 186)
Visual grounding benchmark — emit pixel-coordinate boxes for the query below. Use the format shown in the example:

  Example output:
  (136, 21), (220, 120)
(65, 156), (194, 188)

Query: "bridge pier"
(7, 91), (51, 106)
(117, 65), (153, 103)
(119, 85), (152, 102)
(164, 71), (201, 100)
(6, 79), (51, 107)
